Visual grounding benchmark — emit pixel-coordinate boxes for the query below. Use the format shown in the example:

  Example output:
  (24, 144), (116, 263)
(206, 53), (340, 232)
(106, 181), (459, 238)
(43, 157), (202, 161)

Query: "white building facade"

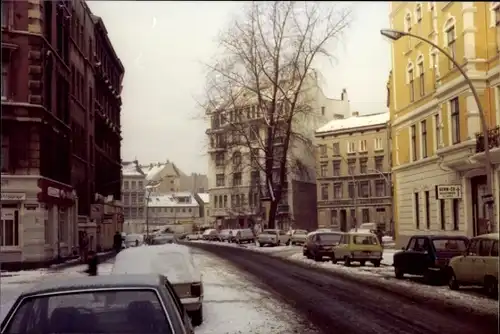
(147, 192), (201, 234)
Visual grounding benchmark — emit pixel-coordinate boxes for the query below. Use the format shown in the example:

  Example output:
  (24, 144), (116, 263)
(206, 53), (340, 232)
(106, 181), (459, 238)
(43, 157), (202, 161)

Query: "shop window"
(1, 208), (19, 246)
(58, 209), (67, 243)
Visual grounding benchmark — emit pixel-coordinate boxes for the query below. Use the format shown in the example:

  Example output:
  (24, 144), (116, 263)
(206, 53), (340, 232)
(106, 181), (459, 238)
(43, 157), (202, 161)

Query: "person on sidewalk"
(84, 250), (99, 276)
(80, 232), (89, 263)
(113, 231), (122, 254)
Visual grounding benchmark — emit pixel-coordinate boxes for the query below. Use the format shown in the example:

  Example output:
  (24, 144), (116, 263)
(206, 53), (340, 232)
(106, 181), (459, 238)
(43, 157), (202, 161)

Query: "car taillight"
(191, 283), (202, 297)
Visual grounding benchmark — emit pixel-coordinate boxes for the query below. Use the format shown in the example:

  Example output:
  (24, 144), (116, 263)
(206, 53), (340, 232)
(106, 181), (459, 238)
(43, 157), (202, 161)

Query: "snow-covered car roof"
(112, 245), (200, 284)
(19, 274), (165, 297)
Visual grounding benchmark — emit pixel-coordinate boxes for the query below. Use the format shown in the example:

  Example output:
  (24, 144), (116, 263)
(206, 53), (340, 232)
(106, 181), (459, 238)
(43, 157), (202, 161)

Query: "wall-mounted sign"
(435, 185), (462, 200)
(1, 193), (26, 201)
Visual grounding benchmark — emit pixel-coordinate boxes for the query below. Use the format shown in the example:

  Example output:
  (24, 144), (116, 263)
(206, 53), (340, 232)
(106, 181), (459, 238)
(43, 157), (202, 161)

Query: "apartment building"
(140, 161), (208, 194)
(388, 2), (500, 247)
(147, 192), (201, 233)
(315, 112), (392, 232)
(206, 73), (351, 231)
(121, 161), (146, 232)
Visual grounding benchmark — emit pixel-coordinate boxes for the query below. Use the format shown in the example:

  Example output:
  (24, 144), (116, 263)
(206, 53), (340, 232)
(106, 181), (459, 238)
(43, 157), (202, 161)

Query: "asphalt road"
(188, 243), (498, 334)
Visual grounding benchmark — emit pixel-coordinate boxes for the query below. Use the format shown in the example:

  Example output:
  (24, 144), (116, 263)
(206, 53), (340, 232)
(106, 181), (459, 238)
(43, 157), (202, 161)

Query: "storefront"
(91, 198), (123, 251)
(1, 176), (78, 270)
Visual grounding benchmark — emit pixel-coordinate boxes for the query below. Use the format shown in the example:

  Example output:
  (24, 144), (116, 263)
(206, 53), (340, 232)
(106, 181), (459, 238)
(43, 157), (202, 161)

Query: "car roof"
(412, 235), (469, 240)
(472, 233), (498, 240)
(308, 230), (343, 236)
(20, 274), (164, 298)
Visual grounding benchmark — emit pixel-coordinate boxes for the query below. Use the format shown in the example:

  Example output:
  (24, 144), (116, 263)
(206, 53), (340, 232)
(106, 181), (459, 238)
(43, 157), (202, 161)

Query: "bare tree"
(203, 1), (351, 228)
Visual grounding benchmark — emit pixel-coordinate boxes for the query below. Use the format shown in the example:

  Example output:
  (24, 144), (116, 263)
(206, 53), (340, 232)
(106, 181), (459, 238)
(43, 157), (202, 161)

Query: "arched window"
(443, 16), (457, 69)
(232, 151), (242, 167)
(416, 55), (425, 97)
(429, 48), (439, 89)
(407, 62), (415, 102)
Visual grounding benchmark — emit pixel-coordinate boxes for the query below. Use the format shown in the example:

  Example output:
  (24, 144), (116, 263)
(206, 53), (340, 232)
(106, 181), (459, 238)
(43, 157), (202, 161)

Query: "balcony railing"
(476, 126), (500, 153)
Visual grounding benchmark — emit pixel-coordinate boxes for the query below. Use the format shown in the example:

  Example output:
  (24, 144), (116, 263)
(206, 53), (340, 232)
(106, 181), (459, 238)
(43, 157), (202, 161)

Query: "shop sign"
(435, 185), (462, 199)
(37, 178), (75, 206)
(1, 193), (26, 201)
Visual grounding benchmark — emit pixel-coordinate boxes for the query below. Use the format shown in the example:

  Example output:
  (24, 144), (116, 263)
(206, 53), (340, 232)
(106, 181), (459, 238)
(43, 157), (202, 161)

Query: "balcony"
(476, 126), (500, 153)
(208, 141), (227, 153)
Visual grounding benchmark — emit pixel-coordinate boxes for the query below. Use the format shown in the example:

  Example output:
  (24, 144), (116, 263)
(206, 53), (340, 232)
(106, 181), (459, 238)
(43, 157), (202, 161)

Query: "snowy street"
(0, 249), (318, 334)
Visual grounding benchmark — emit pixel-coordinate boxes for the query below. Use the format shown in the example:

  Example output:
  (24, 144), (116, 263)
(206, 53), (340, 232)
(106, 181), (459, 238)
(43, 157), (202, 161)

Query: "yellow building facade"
(388, 2), (500, 247)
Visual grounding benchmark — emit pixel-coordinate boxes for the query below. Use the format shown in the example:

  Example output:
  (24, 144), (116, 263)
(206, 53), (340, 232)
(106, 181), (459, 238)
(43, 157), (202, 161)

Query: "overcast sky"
(87, 1), (390, 175)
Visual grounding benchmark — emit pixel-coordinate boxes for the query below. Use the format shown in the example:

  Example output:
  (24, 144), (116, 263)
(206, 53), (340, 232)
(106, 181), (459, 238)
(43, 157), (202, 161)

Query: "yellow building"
(388, 2), (500, 247)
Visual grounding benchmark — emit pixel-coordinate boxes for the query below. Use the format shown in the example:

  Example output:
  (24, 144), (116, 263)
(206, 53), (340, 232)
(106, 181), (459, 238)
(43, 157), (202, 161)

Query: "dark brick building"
(1, 0), (123, 268)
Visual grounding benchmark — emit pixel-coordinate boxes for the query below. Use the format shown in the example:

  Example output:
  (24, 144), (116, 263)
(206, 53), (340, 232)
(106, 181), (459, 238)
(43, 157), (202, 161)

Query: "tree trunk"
(268, 198), (278, 229)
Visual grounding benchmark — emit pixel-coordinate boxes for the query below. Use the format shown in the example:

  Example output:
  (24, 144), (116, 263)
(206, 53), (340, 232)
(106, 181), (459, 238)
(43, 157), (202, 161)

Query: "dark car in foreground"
(393, 235), (469, 283)
(0, 274), (194, 334)
(303, 231), (343, 261)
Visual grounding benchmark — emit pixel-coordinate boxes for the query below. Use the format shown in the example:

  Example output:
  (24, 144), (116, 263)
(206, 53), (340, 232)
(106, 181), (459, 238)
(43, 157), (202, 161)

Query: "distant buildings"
(315, 112), (392, 232)
(147, 192), (202, 233)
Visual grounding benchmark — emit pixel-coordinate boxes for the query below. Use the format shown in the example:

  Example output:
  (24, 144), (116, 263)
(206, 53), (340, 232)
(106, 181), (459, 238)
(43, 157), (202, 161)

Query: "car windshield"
(294, 230), (308, 235)
(432, 238), (467, 252)
(317, 233), (342, 244)
(352, 235), (378, 245)
(262, 229), (277, 234)
(4, 289), (172, 334)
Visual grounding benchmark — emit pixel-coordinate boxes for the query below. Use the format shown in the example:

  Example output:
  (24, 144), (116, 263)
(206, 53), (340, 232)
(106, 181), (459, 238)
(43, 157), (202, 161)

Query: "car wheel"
(259, 242), (264, 247)
(371, 260), (381, 268)
(331, 253), (337, 264)
(484, 276), (498, 299)
(359, 261), (366, 266)
(190, 307), (203, 326)
(302, 248), (307, 256)
(448, 270), (459, 290)
(424, 270), (436, 285)
(344, 256), (351, 267)
(394, 266), (404, 279)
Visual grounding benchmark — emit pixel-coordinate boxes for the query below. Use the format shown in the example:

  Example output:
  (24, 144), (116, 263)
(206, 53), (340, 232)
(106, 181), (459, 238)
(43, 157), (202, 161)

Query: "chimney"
(352, 111), (359, 117)
(341, 88), (348, 101)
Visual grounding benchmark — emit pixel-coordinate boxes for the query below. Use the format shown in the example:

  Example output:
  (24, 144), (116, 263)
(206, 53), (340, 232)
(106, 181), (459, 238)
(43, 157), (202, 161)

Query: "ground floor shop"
(1, 175), (78, 270)
(393, 144), (500, 248)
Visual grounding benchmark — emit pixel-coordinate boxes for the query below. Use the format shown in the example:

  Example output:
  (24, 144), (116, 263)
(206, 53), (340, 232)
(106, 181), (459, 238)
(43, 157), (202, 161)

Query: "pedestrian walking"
(80, 232), (89, 263)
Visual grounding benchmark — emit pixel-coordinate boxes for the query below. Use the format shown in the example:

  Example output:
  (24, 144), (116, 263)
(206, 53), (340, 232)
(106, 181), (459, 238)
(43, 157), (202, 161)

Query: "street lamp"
(381, 28), (496, 231)
(145, 182), (160, 240)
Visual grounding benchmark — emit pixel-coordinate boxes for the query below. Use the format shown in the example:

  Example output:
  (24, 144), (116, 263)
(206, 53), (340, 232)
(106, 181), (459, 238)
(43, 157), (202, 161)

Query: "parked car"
(219, 229), (233, 242)
(113, 244), (204, 326)
(234, 228), (255, 244)
(393, 235), (469, 283)
(151, 234), (176, 245)
(257, 229), (289, 247)
(0, 274), (194, 334)
(288, 229), (308, 245)
(303, 231), (343, 261)
(332, 232), (383, 267)
(187, 233), (202, 241)
(448, 233), (498, 297)
(201, 229), (220, 241)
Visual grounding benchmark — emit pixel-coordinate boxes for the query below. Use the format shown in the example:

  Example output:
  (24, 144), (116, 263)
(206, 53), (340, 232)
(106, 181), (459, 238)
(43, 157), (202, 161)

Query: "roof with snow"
(148, 192), (199, 208)
(140, 161), (184, 181)
(122, 161), (145, 177)
(315, 112), (389, 134)
(198, 193), (209, 204)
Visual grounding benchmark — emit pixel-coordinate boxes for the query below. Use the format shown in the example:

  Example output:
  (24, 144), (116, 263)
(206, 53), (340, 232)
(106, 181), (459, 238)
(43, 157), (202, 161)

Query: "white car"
(187, 233), (202, 241)
(257, 229), (289, 247)
(112, 244), (204, 326)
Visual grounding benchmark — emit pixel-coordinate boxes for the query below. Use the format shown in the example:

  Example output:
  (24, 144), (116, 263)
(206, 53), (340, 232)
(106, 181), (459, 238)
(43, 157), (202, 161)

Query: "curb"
(187, 241), (497, 323)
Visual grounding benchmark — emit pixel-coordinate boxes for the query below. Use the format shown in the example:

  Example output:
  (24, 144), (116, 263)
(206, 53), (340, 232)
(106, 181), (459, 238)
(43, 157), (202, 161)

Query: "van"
(234, 229), (255, 244)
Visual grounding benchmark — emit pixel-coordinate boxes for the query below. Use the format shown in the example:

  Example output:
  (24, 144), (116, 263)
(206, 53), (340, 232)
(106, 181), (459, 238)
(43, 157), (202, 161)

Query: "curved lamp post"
(381, 28), (496, 231)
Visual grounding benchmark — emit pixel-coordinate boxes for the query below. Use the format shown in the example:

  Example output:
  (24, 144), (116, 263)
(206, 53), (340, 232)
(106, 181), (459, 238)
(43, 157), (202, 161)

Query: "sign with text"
(435, 185), (462, 200)
(1, 193), (26, 201)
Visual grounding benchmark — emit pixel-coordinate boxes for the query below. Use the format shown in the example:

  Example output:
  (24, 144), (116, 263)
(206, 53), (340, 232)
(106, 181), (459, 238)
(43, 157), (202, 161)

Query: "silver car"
(288, 229), (308, 245)
(112, 244), (204, 326)
(258, 229), (289, 247)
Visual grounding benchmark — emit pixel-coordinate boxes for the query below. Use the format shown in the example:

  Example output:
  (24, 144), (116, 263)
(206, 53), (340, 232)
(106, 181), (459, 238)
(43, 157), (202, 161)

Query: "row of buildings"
(386, 1), (500, 247)
(121, 160), (209, 233)
(1, 0), (124, 269)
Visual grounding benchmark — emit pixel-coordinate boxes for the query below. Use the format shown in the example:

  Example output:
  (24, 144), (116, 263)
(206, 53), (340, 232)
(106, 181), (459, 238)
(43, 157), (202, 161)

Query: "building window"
(446, 26), (456, 69)
(450, 97), (460, 144)
(421, 120), (427, 158)
(347, 159), (356, 175)
(332, 161), (340, 176)
(320, 163), (327, 177)
(348, 182), (355, 198)
(452, 199), (459, 230)
(321, 106), (325, 116)
(359, 140), (367, 152)
(411, 124), (417, 161)
(347, 141), (356, 154)
(430, 52), (438, 88)
(124, 181), (129, 190)
(375, 180), (386, 197)
(375, 157), (383, 171)
(362, 209), (370, 223)
(216, 174), (225, 187)
(440, 199), (445, 230)
(0, 209), (19, 246)
(434, 113), (441, 150)
(332, 142), (340, 155)
(414, 192), (420, 229)
(424, 191), (430, 229)
(321, 184), (329, 200)
(359, 181), (370, 198)
(418, 60), (425, 97)
(138, 181), (143, 189)
(319, 144), (327, 156)
(215, 152), (225, 166)
(359, 159), (367, 174)
(408, 68), (415, 102)
(232, 172), (242, 186)
(374, 138), (383, 151)
(333, 183), (342, 199)
(405, 13), (412, 50)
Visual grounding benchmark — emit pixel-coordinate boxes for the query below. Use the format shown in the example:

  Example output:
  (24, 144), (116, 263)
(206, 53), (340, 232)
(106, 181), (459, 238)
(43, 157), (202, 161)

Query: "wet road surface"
(189, 242), (498, 334)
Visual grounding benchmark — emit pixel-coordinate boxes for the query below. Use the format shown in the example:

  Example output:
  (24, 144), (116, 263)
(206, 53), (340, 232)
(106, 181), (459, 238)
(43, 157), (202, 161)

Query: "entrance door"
(471, 175), (489, 236)
(340, 210), (347, 232)
(0, 206), (19, 247)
